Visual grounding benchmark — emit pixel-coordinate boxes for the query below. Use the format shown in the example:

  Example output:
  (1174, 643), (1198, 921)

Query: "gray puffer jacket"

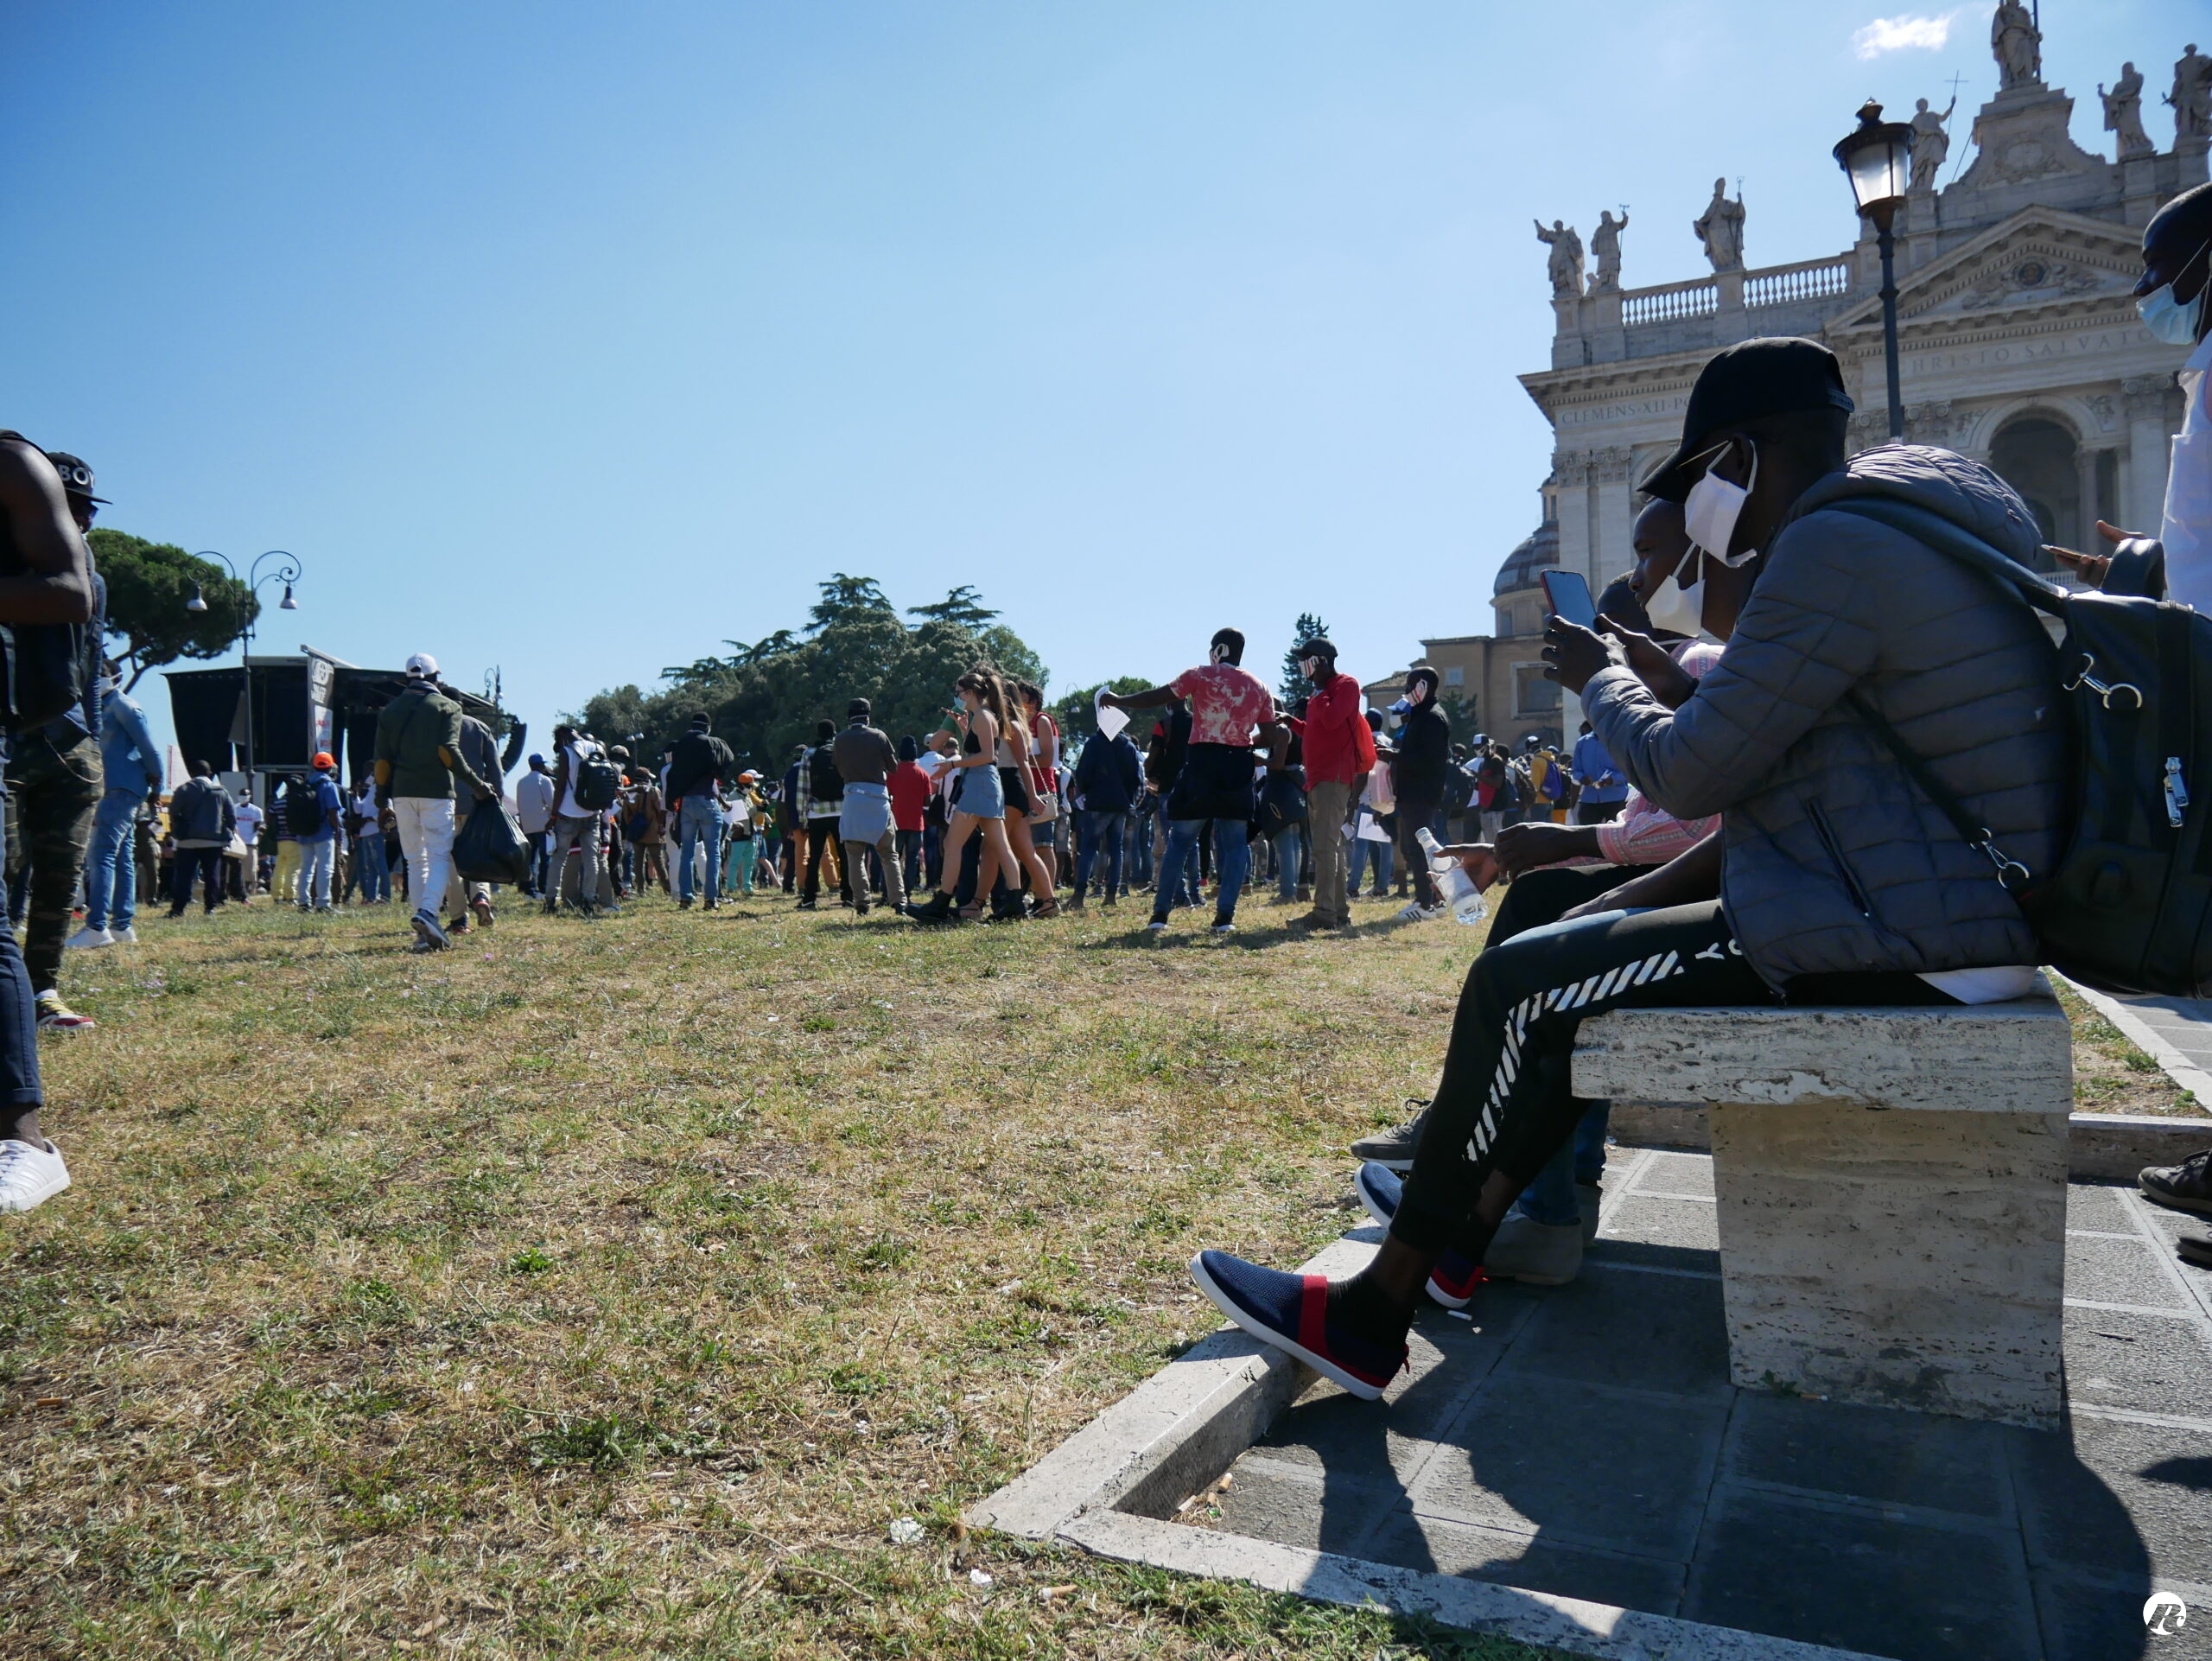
(1584, 444), (2064, 984)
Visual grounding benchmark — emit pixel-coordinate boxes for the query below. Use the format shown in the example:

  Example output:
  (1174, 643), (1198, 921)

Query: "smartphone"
(1541, 569), (1599, 630)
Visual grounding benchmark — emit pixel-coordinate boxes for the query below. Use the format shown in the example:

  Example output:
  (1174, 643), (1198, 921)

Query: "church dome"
(1493, 519), (1559, 598)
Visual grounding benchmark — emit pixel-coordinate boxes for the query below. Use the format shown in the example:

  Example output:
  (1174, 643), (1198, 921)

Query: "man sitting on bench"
(1190, 337), (2069, 1399)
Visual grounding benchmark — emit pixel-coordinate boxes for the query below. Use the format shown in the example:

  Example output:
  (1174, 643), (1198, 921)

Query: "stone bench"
(1572, 996), (2071, 1429)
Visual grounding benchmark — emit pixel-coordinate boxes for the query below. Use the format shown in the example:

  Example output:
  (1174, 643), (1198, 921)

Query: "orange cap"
(312, 751), (335, 769)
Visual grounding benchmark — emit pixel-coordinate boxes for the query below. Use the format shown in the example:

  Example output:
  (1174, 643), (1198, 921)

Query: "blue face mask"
(2139, 280), (2207, 347)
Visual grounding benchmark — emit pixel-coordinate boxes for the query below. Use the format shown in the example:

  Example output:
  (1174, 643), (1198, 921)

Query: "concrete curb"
(1606, 1101), (2206, 1181)
(1063, 1511), (1890, 1661)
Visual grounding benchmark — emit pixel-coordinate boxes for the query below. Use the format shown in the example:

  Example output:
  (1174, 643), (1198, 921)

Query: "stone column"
(1553, 449), (1594, 735)
(2124, 375), (2175, 531)
(1592, 447), (1637, 588)
(2075, 442), (2101, 550)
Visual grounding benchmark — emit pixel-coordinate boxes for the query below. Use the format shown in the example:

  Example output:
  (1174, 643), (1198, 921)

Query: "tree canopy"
(88, 531), (257, 690)
(577, 579), (1048, 772)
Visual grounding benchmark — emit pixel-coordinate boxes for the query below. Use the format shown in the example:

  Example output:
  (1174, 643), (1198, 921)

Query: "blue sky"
(2, 2), (2184, 758)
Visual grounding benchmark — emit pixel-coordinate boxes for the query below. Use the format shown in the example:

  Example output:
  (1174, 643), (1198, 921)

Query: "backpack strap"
(1842, 690), (2033, 894)
(1817, 498), (2069, 616)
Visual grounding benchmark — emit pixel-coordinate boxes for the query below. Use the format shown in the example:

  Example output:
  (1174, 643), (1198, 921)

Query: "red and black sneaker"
(1189, 1250), (1406, 1400)
(1352, 1161), (1489, 1310)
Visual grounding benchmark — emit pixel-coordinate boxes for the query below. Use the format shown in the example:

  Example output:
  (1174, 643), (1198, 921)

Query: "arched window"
(1988, 417), (2077, 572)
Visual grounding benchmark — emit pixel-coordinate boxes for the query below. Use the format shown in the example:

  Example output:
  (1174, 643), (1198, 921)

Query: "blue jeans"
(296, 836), (335, 907)
(1350, 830), (1394, 894)
(1515, 1101), (1612, 1226)
(83, 791), (142, 932)
(1272, 824), (1304, 899)
(1131, 816), (1154, 885)
(353, 830), (391, 901)
(1074, 810), (1125, 899)
(676, 797), (722, 904)
(1153, 818), (1249, 924)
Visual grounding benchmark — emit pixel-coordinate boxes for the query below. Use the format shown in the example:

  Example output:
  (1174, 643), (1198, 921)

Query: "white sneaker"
(1398, 901), (1446, 922)
(1144, 920), (1168, 936)
(112, 926), (138, 945)
(0, 1138), (69, 1213)
(64, 926), (114, 951)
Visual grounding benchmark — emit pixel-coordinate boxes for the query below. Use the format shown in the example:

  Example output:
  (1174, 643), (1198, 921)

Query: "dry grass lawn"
(3, 881), (2190, 1658)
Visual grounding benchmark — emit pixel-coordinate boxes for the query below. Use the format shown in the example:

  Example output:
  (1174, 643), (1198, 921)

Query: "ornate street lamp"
(189, 550), (303, 791)
(1834, 99), (1915, 440)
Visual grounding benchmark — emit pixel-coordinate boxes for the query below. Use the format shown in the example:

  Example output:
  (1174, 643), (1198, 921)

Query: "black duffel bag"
(453, 798), (533, 887)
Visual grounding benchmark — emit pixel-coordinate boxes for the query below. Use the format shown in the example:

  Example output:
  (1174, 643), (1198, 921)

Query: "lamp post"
(187, 550), (301, 794)
(1833, 99), (1916, 440)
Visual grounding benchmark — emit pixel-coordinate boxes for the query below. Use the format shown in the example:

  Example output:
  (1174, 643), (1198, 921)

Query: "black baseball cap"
(1639, 338), (1853, 502)
(42, 450), (108, 505)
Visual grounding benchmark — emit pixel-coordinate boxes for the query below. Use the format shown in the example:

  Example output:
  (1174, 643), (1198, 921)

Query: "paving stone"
(1640, 1150), (1715, 1198)
(1365, 1507), (1688, 1617)
(1722, 1392), (2012, 1521)
(2032, 1566), (2212, 1661)
(1582, 1238), (1722, 1278)
(1407, 1374), (1727, 1559)
(2065, 1231), (2189, 1309)
(1684, 1486), (2038, 1661)
(2011, 1415), (2212, 1581)
(1494, 1262), (1731, 1400)
(1605, 1192), (1720, 1254)
(2063, 1304), (2212, 1420)
(1203, 1454), (1397, 1560)
(2066, 1182), (2136, 1234)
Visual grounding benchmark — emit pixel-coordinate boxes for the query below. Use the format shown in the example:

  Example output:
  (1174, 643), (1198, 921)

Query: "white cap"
(404, 652), (438, 678)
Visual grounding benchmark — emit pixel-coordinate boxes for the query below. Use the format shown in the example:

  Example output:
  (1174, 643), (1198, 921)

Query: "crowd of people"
(0, 182), (2208, 1327)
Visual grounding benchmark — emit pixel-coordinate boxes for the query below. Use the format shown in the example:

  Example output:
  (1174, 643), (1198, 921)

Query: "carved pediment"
(1826, 208), (2141, 334)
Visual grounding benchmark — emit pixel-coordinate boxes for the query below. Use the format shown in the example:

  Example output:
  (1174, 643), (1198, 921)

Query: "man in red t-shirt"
(887, 735), (932, 896)
(1283, 636), (1374, 930)
(1102, 627), (1281, 939)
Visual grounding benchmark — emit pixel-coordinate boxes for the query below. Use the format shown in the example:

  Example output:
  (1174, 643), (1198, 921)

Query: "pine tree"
(1280, 612), (1330, 704)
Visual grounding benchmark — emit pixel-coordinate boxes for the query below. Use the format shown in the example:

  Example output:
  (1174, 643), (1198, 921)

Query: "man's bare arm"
(1101, 684), (1179, 712)
(0, 440), (93, 624)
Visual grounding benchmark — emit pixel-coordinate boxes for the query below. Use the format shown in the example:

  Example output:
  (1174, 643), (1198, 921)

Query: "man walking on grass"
(664, 711), (736, 911)
(1282, 638), (1372, 932)
(1102, 627), (1281, 939)
(70, 660), (162, 951)
(831, 698), (906, 919)
(292, 751), (344, 912)
(373, 653), (493, 952)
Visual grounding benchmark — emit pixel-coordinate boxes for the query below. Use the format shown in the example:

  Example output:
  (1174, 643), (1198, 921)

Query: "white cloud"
(1852, 11), (1958, 60)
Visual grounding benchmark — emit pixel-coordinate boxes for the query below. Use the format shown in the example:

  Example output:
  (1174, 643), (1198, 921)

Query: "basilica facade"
(1409, 13), (2209, 748)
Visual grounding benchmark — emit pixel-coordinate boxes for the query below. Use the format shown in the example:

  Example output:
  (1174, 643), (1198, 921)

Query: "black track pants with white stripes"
(1392, 898), (1951, 1256)
(1392, 900), (1771, 1256)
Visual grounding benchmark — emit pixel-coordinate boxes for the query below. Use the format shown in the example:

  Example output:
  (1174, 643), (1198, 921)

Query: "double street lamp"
(187, 550), (301, 792)
(1834, 99), (1916, 440)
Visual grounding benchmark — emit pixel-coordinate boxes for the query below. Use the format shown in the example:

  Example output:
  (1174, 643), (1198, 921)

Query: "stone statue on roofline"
(1909, 97), (1955, 191)
(1535, 219), (1585, 299)
(1590, 210), (1629, 294)
(2101, 64), (2155, 161)
(1991, 1), (2042, 92)
(1692, 179), (1745, 274)
(2171, 45), (2212, 142)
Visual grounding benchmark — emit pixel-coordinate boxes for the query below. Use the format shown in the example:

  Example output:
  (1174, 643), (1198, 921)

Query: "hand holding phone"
(1541, 569), (1599, 631)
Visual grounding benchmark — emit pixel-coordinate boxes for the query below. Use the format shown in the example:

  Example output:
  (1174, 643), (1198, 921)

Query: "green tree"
(1280, 611), (1329, 704)
(1054, 676), (1150, 741)
(88, 530), (257, 690)
(576, 580), (1053, 777)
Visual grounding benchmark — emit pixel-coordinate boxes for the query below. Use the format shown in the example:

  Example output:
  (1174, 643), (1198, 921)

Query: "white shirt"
(556, 740), (602, 820)
(2160, 332), (2212, 614)
(234, 800), (264, 848)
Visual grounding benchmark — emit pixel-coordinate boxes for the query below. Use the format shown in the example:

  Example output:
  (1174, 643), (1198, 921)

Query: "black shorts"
(999, 765), (1032, 818)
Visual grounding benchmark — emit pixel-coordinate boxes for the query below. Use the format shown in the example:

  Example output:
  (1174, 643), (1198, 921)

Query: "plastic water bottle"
(1414, 826), (1488, 926)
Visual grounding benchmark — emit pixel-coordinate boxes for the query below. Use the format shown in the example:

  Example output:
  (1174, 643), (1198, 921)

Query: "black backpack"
(810, 742), (843, 805)
(284, 775), (325, 836)
(1827, 498), (2212, 997)
(571, 742), (620, 811)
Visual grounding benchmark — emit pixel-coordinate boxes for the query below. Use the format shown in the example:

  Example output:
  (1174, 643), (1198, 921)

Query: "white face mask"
(2139, 278), (2207, 346)
(1643, 549), (1707, 636)
(1683, 441), (1761, 568)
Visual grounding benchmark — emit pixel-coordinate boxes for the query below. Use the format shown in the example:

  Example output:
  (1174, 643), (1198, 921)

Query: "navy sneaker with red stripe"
(1189, 1251), (1405, 1401)
(1352, 1161), (1487, 1311)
